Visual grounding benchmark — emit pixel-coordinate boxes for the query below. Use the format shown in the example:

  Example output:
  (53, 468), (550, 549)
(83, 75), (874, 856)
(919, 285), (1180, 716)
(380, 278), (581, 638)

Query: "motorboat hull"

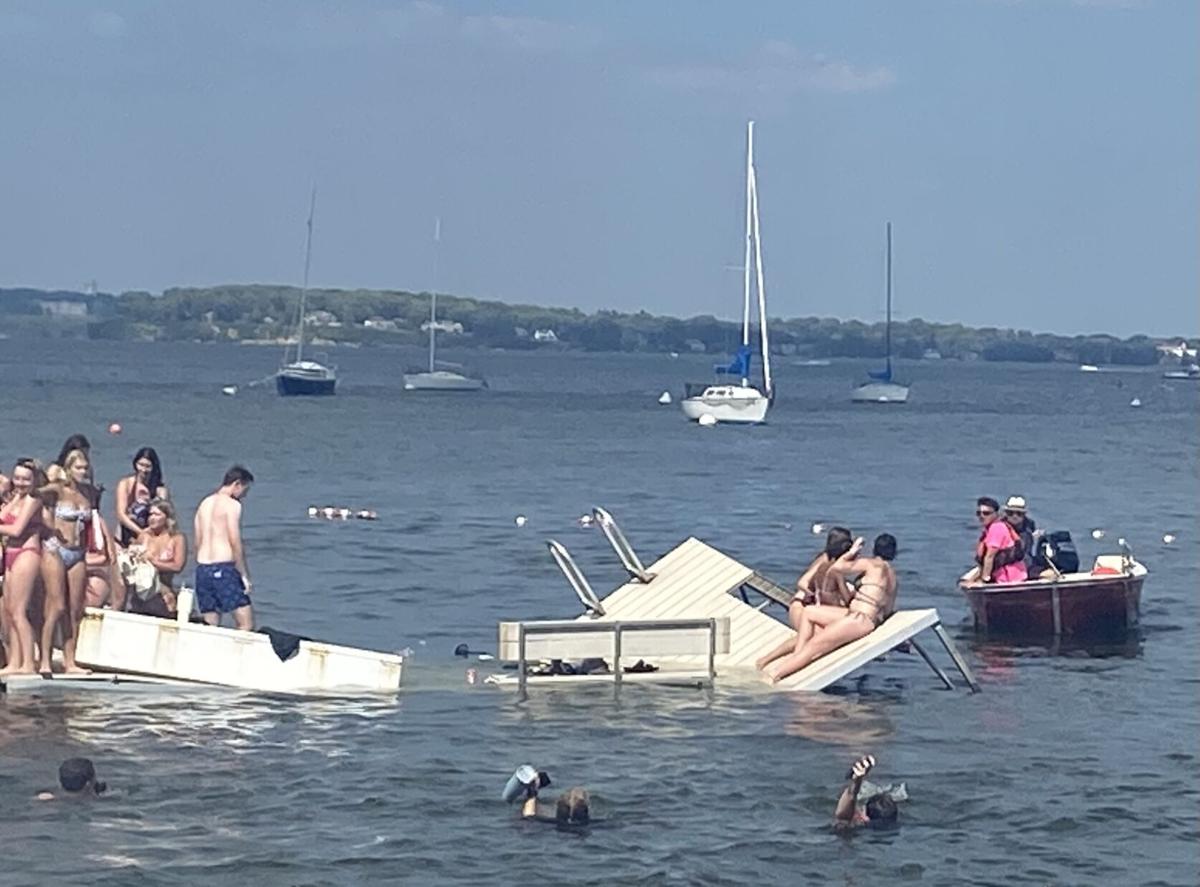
(959, 562), (1145, 637)
(851, 381), (910, 403)
(403, 371), (486, 391)
(680, 386), (769, 424)
(75, 608), (402, 696)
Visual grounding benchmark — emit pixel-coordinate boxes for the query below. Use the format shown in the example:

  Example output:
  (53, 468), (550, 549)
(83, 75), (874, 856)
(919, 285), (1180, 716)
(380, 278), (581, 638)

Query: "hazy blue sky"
(1, 1), (1195, 335)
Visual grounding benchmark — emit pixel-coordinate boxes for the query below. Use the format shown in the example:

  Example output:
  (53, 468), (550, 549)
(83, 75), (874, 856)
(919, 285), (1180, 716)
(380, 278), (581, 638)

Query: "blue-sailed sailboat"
(277, 189), (337, 397)
(852, 222), (909, 404)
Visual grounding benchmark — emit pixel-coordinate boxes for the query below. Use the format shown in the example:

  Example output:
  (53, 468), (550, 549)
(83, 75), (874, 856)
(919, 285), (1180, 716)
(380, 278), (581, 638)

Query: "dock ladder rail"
(592, 507), (656, 583)
(547, 540), (606, 617)
(513, 617), (724, 697)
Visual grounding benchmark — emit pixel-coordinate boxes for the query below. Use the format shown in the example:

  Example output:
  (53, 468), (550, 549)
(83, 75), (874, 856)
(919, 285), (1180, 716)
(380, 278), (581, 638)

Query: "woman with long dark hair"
(114, 447), (169, 547)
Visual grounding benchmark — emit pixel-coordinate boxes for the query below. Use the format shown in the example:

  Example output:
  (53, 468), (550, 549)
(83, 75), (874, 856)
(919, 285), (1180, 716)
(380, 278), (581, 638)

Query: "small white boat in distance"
(403, 366), (487, 391)
(681, 121), (774, 425)
(852, 223), (909, 404)
(1079, 364), (1101, 373)
(75, 608), (403, 696)
(1163, 363), (1199, 381)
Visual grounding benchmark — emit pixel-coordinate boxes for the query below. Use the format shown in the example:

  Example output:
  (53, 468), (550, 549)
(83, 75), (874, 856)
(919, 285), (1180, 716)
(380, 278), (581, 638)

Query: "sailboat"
(680, 121), (774, 424)
(403, 218), (486, 392)
(277, 189), (337, 397)
(851, 222), (909, 404)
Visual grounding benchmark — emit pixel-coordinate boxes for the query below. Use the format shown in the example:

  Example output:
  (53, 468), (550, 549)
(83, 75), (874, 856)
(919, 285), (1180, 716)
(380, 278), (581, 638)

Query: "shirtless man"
(193, 465), (255, 630)
(762, 535), (898, 684)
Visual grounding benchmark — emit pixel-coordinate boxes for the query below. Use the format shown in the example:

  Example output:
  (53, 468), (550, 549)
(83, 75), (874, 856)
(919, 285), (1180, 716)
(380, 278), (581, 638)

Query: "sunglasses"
(976, 509), (995, 517)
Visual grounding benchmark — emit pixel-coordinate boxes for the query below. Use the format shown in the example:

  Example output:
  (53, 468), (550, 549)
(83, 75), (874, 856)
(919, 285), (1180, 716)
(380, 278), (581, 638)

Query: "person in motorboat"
(963, 497), (1027, 586)
(755, 526), (854, 671)
(193, 465), (255, 630)
(0, 459), (45, 676)
(762, 534), (898, 685)
(833, 755), (899, 832)
(38, 450), (94, 675)
(1002, 496), (1055, 580)
(125, 499), (188, 619)
(36, 757), (107, 801)
(114, 447), (170, 548)
(506, 766), (591, 828)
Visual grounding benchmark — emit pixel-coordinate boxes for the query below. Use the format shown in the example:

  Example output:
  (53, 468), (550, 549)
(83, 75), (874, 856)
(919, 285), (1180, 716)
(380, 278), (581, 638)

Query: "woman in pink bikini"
(128, 499), (187, 618)
(40, 450), (94, 674)
(0, 459), (44, 675)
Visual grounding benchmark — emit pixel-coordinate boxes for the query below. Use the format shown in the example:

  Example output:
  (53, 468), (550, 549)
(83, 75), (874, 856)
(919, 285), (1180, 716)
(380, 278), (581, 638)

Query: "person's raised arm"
(834, 755), (874, 824)
(828, 537), (866, 577)
(228, 501), (251, 588)
(0, 494), (40, 538)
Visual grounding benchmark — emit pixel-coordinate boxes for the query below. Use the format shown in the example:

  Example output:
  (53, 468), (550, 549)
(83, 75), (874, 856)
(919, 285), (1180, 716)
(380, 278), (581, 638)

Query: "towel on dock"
(258, 626), (309, 662)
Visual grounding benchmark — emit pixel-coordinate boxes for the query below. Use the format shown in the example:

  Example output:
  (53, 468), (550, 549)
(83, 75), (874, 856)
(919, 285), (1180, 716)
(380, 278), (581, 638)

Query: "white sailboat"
(277, 188), (337, 397)
(852, 222), (909, 404)
(403, 218), (486, 392)
(681, 121), (774, 424)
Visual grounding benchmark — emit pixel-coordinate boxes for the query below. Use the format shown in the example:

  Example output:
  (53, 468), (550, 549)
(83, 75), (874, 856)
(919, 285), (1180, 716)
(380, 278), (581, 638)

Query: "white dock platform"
(494, 519), (977, 694)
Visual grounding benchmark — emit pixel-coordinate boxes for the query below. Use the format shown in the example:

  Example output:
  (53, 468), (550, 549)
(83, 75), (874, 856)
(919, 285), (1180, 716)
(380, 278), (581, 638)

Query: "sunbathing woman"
(0, 459), (44, 675)
(128, 499), (187, 618)
(115, 447), (169, 547)
(762, 534), (898, 685)
(40, 450), (95, 674)
(755, 527), (853, 671)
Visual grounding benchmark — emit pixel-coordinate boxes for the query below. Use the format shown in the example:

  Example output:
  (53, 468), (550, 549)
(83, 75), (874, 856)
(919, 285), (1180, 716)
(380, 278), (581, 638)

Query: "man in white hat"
(1003, 496), (1046, 578)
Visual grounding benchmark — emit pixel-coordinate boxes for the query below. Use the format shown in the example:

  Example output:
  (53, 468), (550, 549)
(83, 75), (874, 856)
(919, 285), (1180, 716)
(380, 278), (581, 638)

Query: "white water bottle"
(176, 587), (195, 624)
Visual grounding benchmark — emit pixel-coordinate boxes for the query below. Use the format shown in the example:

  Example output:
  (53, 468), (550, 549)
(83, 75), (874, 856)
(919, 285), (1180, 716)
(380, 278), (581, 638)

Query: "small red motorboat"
(959, 554), (1147, 636)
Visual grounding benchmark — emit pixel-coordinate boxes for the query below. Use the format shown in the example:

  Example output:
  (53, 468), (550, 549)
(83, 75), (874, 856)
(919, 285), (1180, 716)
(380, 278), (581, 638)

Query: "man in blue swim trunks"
(193, 465), (255, 630)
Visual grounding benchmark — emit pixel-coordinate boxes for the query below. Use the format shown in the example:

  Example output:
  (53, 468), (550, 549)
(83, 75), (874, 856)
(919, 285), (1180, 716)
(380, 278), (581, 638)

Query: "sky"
(1, 1), (1195, 336)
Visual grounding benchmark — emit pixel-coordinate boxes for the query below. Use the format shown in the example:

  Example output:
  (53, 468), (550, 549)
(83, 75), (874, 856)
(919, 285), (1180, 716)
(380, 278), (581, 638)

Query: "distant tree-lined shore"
(0, 285), (1191, 366)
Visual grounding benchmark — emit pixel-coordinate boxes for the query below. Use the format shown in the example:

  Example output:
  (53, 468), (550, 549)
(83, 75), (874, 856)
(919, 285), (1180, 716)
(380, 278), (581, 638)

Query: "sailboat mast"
(885, 221), (892, 378)
(429, 217), (440, 374)
(741, 121), (754, 367)
(297, 187), (316, 364)
(750, 166), (772, 399)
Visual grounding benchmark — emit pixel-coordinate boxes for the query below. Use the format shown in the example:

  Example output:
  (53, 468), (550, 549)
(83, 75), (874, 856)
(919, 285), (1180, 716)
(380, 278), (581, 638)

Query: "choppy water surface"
(0, 341), (1196, 886)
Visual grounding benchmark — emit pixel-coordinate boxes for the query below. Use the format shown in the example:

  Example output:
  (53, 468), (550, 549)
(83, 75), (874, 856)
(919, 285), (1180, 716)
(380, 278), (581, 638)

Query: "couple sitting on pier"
(756, 528), (898, 684)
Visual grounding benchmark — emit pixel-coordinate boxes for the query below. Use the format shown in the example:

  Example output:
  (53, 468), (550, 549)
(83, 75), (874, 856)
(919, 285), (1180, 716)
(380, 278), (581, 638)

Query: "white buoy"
(514, 515), (527, 527)
(307, 506), (318, 518)
(1163, 534), (1176, 545)
(222, 385), (238, 396)
(577, 514), (594, 528)
(107, 422), (122, 435)
(698, 414), (718, 427)
(811, 522), (825, 535)
(1091, 528), (1105, 540)
(658, 391), (672, 405)
(1130, 398), (1142, 408)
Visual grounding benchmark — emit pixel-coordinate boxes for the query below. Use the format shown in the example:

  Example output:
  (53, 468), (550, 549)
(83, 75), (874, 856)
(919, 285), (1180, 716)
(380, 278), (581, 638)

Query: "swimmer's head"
(555, 787), (590, 826)
(864, 792), (898, 826)
(824, 526), (853, 560)
(873, 534), (897, 561)
(59, 758), (105, 796)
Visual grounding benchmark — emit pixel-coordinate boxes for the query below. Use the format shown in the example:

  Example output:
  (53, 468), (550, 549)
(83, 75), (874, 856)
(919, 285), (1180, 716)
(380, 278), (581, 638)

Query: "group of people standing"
(0, 433), (256, 676)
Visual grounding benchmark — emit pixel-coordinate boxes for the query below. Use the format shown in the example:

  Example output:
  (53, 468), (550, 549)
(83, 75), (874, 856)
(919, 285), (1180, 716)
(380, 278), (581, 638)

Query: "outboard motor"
(1042, 530), (1080, 574)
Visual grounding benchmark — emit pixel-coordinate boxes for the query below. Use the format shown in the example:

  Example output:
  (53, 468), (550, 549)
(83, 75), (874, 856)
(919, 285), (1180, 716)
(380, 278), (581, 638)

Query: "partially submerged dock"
(490, 508), (977, 695)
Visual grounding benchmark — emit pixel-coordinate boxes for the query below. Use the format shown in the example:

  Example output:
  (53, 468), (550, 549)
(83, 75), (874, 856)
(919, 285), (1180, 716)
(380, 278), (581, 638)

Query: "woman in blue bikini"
(40, 450), (94, 674)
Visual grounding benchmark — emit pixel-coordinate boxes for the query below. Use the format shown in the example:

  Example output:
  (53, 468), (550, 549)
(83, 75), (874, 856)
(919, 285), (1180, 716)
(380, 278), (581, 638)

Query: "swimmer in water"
(833, 755), (898, 831)
(36, 757), (108, 801)
(523, 785), (591, 828)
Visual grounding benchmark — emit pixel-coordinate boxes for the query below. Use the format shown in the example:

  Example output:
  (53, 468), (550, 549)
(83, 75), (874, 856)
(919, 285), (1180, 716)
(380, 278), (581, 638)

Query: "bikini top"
(55, 503), (92, 523)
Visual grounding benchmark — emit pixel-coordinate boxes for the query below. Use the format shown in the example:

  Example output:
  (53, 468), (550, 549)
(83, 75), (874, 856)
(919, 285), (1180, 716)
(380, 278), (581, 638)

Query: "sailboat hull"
(851, 381), (909, 403)
(681, 387), (769, 424)
(403, 371), (486, 391)
(277, 368), (337, 396)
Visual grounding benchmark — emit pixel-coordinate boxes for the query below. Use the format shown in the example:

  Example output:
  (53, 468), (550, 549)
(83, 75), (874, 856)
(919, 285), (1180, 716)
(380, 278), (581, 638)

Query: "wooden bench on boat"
(491, 508), (977, 694)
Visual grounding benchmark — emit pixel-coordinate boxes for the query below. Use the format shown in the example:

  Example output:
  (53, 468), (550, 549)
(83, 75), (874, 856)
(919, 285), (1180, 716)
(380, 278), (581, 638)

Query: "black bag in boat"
(1041, 530), (1079, 574)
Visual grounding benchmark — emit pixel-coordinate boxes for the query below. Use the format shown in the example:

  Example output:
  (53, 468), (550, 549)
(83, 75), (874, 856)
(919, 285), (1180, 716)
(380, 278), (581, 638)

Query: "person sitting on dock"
(964, 497), (1027, 586)
(761, 535), (898, 685)
(37, 757), (107, 801)
(755, 526), (854, 671)
(833, 755), (898, 831)
(193, 466), (255, 630)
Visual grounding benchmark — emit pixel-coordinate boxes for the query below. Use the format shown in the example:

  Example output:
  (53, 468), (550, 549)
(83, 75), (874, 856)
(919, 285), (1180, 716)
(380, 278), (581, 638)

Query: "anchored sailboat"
(852, 222), (909, 404)
(681, 121), (774, 424)
(403, 218), (486, 392)
(277, 189), (337, 397)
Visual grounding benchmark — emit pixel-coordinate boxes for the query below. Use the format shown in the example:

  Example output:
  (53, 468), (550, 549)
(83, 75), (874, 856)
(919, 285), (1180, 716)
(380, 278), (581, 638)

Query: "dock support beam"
(931, 623), (980, 693)
(908, 638), (955, 691)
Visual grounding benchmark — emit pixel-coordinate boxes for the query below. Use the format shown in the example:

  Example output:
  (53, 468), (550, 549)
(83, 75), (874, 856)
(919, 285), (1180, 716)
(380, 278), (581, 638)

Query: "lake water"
(0, 341), (1196, 886)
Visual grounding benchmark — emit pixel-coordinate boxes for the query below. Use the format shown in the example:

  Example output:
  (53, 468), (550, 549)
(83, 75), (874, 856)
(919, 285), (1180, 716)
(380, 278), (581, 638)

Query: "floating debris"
(514, 515), (527, 527)
(811, 522), (825, 535)
(1163, 534), (1176, 545)
(222, 385), (238, 397)
(1091, 529), (1106, 540)
(698, 414), (718, 427)
(658, 391), (672, 405)
(577, 514), (594, 528)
